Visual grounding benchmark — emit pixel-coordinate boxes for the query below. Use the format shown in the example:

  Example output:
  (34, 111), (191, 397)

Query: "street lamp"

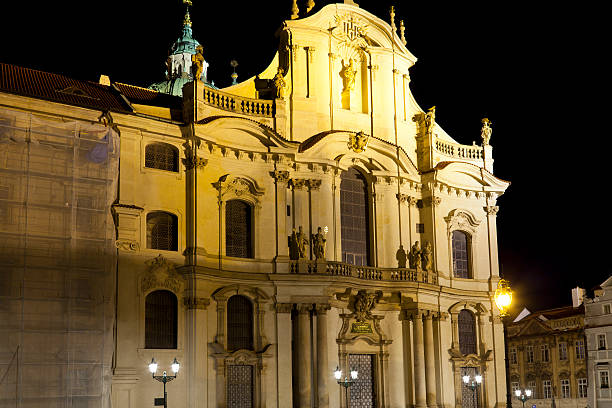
(515, 388), (532, 408)
(494, 278), (513, 408)
(334, 365), (358, 408)
(148, 357), (180, 408)
(463, 374), (482, 408)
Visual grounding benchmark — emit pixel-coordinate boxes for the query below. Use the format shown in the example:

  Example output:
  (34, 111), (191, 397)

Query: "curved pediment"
(299, 130), (418, 176)
(196, 115), (295, 151)
(435, 161), (510, 193)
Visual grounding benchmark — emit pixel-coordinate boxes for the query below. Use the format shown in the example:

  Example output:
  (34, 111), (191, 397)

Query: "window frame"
(458, 309), (477, 355)
(526, 345), (534, 364)
(144, 142), (180, 173)
(226, 295), (255, 352)
(600, 370), (610, 389)
(541, 344), (550, 362)
(578, 378), (588, 398)
(543, 380), (552, 399)
(575, 339), (585, 360)
(146, 211), (179, 252)
(144, 289), (178, 350)
(558, 341), (568, 361)
(451, 230), (472, 279)
(560, 378), (570, 398)
(509, 347), (518, 365)
(604, 304), (611, 315)
(599, 334), (607, 350)
(224, 199), (254, 259)
(339, 167), (373, 266)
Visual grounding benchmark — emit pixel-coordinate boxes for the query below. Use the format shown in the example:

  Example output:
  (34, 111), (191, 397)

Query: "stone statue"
(296, 226), (308, 259)
(353, 290), (381, 322)
(165, 56), (173, 79)
(424, 106), (436, 136)
(312, 226), (326, 260)
(289, 228), (299, 260)
(273, 68), (286, 99)
(409, 241), (421, 270)
(481, 118), (492, 145)
(396, 244), (407, 268)
(421, 241), (432, 271)
(191, 45), (205, 81)
(340, 58), (357, 92)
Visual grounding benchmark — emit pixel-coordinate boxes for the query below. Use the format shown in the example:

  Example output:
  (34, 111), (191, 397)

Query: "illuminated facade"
(0, 1), (511, 407)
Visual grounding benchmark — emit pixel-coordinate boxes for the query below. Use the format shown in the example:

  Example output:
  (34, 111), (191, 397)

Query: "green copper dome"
(170, 12), (200, 55)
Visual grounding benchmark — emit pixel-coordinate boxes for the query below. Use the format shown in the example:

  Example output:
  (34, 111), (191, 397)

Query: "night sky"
(1, 1), (606, 314)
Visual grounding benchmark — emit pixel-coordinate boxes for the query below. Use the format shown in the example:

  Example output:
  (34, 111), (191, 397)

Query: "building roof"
(114, 82), (182, 109)
(0, 62), (131, 113)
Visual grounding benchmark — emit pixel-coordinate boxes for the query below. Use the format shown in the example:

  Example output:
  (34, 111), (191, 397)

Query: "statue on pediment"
(424, 106), (436, 136)
(481, 118), (492, 145)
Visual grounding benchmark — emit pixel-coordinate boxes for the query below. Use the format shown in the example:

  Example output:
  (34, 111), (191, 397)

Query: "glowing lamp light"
(463, 375), (470, 384)
(148, 358), (158, 374)
(350, 368), (358, 380)
(171, 358), (180, 374)
(334, 366), (342, 380)
(475, 375), (482, 384)
(525, 389), (532, 397)
(494, 279), (513, 317)
(515, 389), (521, 397)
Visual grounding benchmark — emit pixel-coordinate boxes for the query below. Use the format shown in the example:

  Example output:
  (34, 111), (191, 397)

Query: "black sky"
(1, 1), (607, 313)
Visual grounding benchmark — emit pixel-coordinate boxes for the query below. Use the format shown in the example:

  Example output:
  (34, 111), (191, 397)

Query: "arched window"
(227, 295), (253, 351)
(458, 309), (477, 355)
(145, 143), (179, 172)
(225, 200), (252, 258)
(147, 211), (178, 251)
(452, 230), (471, 278)
(340, 167), (370, 266)
(145, 290), (178, 349)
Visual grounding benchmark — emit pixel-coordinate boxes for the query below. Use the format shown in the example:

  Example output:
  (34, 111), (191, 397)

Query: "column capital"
(484, 205), (500, 216)
(315, 304), (331, 314)
(297, 304), (313, 314)
(307, 179), (322, 191)
(276, 303), (293, 313)
(271, 170), (290, 184)
(290, 178), (308, 190)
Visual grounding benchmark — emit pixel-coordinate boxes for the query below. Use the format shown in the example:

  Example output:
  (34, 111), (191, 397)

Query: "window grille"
(452, 230), (470, 278)
(226, 200), (252, 258)
(348, 354), (376, 408)
(462, 367), (480, 408)
(458, 310), (477, 355)
(147, 212), (178, 251)
(227, 365), (253, 407)
(340, 168), (370, 266)
(145, 290), (178, 349)
(227, 295), (253, 351)
(145, 143), (179, 172)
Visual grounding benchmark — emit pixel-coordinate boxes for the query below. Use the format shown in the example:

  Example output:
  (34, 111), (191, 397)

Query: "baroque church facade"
(0, 1), (510, 407)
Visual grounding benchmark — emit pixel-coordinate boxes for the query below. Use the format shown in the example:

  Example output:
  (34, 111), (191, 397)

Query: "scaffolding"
(0, 107), (118, 407)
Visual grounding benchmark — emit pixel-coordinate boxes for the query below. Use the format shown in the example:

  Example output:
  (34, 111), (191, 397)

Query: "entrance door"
(227, 365), (253, 408)
(348, 354), (376, 408)
(461, 367), (480, 408)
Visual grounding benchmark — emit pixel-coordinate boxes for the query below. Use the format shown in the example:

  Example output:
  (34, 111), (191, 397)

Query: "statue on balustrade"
(273, 68), (286, 99)
(409, 241), (421, 270)
(396, 244), (407, 268)
(192, 45), (205, 81)
(481, 117), (492, 145)
(421, 241), (432, 271)
(424, 106), (436, 136)
(312, 227), (326, 260)
(289, 226), (309, 260)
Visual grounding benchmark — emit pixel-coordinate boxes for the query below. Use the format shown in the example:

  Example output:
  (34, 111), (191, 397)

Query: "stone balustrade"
(289, 260), (437, 284)
(434, 138), (483, 161)
(201, 87), (274, 117)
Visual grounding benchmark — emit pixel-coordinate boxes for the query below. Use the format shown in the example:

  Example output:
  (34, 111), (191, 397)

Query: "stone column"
(413, 312), (427, 408)
(291, 179), (310, 255)
(423, 312), (437, 408)
(185, 296), (210, 408)
(316, 304), (330, 408)
(297, 304), (312, 407)
(272, 170), (290, 268)
(276, 303), (293, 408)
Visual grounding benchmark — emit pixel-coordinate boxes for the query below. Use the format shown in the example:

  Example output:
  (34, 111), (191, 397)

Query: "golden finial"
(389, 6), (396, 32)
(399, 20), (406, 45)
(183, 0), (192, 5)
(290, 0), (299, 19)
(183, 10), (192, 26)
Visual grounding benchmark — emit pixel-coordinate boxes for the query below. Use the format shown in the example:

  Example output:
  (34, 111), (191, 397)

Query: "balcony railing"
(201, 87), (274, 118)
(434, 138), (483, 161)
(289, 260), (437, 285)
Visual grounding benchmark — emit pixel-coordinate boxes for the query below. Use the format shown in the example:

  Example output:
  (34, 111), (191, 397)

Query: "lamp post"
(148, 357), (180, 408)
(494, 279), (513, 408)
(334, 365), (358, 408)
(463, 374), (483, 408)
(514, 388), (532, 408)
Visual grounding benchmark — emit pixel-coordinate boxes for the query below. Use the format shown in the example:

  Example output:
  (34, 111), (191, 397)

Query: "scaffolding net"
(0, 107), (118, 408)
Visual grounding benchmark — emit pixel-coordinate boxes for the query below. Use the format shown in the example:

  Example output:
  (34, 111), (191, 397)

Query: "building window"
(145, 142), (179, 172)
(604, 304), (611, 314)
(600, 371), (609, 389)
(225, 200), (253, 258)
(543, 380), (552, 399)
(452, 230), (471, 278)
(227, 295), (253, 352)
(528, 381), (536, 398)
(417, 223), (425, 233)
(458, 310), (477, 355)
(598, 334), (607, 350)
(578, 378), (588, 398)
(560, 379), (570, 398)
(559, 342), (568, 361)
(340, 167), (370, 266)
(541, 344), (550, 362)
(509, 347), (518, 365)
(145, 290), (178, 349)
(147, 211), (178, 251)
(575, 339), (585, 360)
(511, 382), (520, 395)
(526, 345), (534, 363)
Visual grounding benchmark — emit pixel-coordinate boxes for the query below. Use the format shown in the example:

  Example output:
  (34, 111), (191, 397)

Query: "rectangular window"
(578, 378), (588, 398)
(543, 380), (552, 399)
(604, 304), (611, 314)
(541, 344), (550, 362)
(528, 381), (536, 398)
(575, 340), (585, 360)
(561, 379), (570, 398)
(601, 371), (609, 389)
(417, 223), (425, 233)
(599, 334), (607, 350)
(526, 345), (534, 363)
(511, 382), (520, 395)
(509, 347), (518, 365)
(559, 342), (568, 361)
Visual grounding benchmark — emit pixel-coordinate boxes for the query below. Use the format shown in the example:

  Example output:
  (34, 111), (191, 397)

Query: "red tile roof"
(0, 62), (131, 112)
(114, 82), (182, 109)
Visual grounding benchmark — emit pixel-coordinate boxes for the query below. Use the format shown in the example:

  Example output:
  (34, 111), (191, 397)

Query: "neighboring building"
(506, 292), (587, 408)
(585, 276), (612, 408)
(1, 2), (511, 408)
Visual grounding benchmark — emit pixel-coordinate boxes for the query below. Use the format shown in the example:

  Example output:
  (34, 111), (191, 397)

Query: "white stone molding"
(140, 254), (182, 295)
(444, 209), (481, 237)
(213, 175), (265, 208)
